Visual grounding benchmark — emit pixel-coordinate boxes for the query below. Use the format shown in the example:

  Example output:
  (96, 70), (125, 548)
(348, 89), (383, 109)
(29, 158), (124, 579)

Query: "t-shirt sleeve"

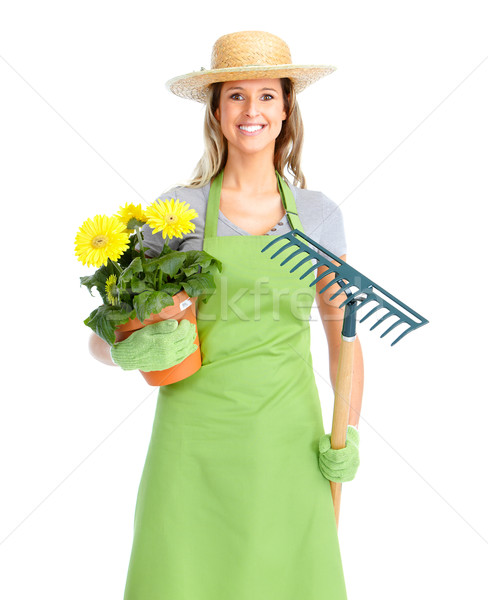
(318, 193), (347, 259)
(135, 187), (182, 257)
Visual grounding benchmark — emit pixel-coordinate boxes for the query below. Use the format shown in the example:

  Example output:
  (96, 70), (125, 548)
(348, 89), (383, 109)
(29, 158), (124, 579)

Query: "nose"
(244, 97), (260, 118)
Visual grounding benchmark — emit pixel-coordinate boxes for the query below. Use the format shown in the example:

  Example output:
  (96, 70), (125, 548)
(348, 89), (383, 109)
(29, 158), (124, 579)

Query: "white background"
(1, 1), (487, 598)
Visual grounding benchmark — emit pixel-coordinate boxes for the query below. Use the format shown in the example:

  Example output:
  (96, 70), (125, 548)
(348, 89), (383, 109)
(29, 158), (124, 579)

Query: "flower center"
(92, 235), (108, 248)
(166, 214), (177, 223)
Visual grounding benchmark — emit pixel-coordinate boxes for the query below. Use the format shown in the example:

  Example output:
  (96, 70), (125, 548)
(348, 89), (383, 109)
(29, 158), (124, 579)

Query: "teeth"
(239, 125), (264, 132)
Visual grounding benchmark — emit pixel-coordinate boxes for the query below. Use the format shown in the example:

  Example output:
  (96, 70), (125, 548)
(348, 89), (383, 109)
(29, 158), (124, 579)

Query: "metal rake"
(261, 228), (428, 346)
(261, 228), (429, 527)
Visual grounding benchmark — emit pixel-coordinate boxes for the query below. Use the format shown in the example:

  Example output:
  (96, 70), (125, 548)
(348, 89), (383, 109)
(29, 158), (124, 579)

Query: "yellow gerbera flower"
(145, 198), (198, 239)
(105, 274), (119, 306)
(75, 214), (130, 268)
(114, 202), (147, 233)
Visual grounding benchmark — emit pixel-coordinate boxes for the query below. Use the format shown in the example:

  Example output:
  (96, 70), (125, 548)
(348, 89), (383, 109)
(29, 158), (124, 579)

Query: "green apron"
(124, 169), (348, 599)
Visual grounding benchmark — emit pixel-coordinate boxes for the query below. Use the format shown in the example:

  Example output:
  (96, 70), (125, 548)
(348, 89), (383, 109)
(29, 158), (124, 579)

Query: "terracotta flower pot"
(115, 290), (201, 386)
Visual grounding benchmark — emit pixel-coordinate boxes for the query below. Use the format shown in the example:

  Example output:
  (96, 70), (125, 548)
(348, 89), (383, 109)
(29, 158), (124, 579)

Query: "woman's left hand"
(318, 425), (360, 483)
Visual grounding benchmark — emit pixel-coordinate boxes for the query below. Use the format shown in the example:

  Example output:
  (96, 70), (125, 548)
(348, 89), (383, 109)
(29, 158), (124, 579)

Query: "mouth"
(237, 124), (267, 136)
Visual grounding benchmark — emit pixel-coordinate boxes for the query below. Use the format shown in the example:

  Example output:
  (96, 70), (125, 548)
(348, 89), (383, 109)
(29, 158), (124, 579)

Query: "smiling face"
(214, 78), (288, 157)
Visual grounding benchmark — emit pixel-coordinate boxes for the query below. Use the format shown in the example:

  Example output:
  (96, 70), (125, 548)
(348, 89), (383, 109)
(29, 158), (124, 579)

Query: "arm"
(315, 255), (364, 428)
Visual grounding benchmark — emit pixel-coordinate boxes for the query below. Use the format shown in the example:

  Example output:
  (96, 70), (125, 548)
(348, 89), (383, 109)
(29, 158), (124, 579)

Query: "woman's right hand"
(110, 319), (198, 372)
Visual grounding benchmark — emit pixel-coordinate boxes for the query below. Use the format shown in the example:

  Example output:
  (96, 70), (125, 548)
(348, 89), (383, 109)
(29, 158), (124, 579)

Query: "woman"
(90, 30), (364, 600)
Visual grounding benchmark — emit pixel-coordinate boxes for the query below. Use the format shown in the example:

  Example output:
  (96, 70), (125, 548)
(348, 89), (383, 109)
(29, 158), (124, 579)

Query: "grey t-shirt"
(137, 181), (347, 264)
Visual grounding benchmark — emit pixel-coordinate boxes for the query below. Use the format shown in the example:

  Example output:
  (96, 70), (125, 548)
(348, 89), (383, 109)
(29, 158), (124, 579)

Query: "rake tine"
(342, 291), (369, 306)
(262, 241), (287, 257)
(336, 288), (368, 307)
(290, 255), (316, 274)
(358, 302), (383, 323)
(261, 237), (281, 251)
(391, 326), (414, 347)
(313, 266), (337, 279)
(379, 318), (404, 339)
(277, 248), (309, 267)
(329, 283), (356, 302)
(354, 296), (375, 315)
(268, 240), (299, 260)
(369, 311), (395, 331)
(308, 267), (339, 287)
(299, 265), (323, 281)
(317, 275), (345, 295)
(338, 291), (368, 309)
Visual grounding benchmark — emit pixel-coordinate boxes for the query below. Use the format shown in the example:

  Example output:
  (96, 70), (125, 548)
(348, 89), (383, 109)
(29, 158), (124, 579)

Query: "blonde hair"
(182, 78), (307, 189)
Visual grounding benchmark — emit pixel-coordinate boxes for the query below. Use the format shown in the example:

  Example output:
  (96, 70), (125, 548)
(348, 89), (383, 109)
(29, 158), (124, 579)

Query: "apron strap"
(275, 170), (304, 233)
(205, 168), (305, 238)
(205, 169), (223, 239)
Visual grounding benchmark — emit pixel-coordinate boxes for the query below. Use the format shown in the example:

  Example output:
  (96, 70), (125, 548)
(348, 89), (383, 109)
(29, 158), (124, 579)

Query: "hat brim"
(165, 64), (337, 103)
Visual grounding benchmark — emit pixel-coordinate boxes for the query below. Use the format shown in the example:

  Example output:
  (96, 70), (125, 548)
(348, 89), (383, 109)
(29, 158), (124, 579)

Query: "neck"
(221, 148), (278, 195)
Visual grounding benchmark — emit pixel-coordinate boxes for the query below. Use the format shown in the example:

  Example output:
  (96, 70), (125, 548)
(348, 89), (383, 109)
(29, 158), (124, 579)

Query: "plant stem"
(135, 226), (146, 265)
(110, 259), (123, 275)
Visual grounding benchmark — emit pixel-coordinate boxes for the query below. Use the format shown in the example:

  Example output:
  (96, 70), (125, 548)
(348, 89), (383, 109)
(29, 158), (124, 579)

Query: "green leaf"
(84, 305), (135, 345)
(118, 256), (144, 288)
(154, 242), (174, 258)
(118, 234), (140, 269)
(79, 262), (117, 299)
(181, 272), (216, 301)
(206, 255), (223, 275)
(127, 217), (147, 230)
(144, 252), (186, 278)
(180, 250), (204, 267)
(182, 250), (223, 273)
(130, 274), (151, 293)
(133, 290), (175, 322)
(119, 290), (133, 306)
(160, 282), (182, 296)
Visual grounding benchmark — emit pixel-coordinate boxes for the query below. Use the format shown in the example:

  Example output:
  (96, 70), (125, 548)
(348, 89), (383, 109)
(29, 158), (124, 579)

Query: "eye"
(262, 94), (274, 101)
(230, 93), (243, 100)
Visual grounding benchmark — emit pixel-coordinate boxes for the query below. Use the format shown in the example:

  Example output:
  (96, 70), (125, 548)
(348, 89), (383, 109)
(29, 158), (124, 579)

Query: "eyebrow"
(225, 86), (278, 92)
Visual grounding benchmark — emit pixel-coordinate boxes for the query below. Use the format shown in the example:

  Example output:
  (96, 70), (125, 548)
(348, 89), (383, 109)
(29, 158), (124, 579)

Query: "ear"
(215, 106), (220, 121)
(282, 94), (289, 121)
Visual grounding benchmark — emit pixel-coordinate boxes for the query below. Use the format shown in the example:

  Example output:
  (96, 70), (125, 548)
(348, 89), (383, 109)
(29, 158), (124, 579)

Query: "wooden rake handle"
(329, 333), (356, 528)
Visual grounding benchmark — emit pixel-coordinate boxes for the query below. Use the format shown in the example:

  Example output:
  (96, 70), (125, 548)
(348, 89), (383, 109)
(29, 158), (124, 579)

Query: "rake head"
(261, 229), (428, 347)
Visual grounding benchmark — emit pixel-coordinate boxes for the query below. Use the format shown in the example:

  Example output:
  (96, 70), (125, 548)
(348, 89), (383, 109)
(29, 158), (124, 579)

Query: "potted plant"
(75, 197), (222, 385)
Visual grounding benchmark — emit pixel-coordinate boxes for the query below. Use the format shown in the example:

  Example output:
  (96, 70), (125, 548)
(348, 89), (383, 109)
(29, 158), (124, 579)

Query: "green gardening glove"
(111, 318), (198, 372)
(318, 425), (360, 483)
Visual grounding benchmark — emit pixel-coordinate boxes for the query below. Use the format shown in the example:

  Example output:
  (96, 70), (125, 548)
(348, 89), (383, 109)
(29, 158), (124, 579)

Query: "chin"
(231, 137), (277, 154)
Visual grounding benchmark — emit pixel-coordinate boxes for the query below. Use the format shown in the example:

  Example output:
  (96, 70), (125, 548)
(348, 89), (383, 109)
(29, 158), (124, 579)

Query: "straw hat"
(165, 30), (337, 103)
